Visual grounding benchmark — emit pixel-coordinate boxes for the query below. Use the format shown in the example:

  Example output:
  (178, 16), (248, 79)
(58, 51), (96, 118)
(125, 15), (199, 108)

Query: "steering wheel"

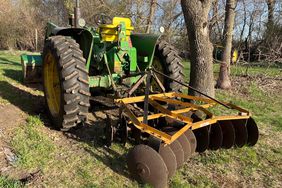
(94, 13), (112, 25)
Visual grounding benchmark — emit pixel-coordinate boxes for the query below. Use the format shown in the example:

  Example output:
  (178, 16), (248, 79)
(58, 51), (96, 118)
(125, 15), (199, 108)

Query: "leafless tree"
(266, 0), (275, 27)
(181, 0), (215, 97)
(216, 0), (237, 89)
(146, 0), (157, 33)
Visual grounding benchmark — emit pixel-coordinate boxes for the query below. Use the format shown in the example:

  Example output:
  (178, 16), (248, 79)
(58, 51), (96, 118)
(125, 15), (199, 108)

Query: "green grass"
(173, 62), (282, 187)
(0, 176), (22, 188)
(0, 51), (281, 187)
(0, 51), (22, 105)
(183, 61), (282, 82)
(11, 116), (56, 170)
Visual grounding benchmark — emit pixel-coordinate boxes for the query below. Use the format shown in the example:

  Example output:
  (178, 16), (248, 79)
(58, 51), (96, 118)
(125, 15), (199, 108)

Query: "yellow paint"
(173, 93), (215, 104)
(115, 92), (175, 104)
(232, 49), (239, 64)
(99, 17), (134, 42)
(114, 61), (122, 72)
(116, 92), (251, 144)
(151, 96), (213, 117)
(43, 51), (61, 117)
(148, 99), (193, 123)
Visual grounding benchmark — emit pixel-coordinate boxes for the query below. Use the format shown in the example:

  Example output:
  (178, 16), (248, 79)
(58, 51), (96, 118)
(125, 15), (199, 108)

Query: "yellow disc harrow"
(115, 85), (259, 186)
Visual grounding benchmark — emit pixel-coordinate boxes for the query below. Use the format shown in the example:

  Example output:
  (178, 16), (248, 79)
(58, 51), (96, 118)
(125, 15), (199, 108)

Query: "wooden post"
(35, 29), (38, 52)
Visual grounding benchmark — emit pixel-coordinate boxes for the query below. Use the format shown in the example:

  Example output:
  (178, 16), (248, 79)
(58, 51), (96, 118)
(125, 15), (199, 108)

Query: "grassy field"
(0, 50), (281, 187)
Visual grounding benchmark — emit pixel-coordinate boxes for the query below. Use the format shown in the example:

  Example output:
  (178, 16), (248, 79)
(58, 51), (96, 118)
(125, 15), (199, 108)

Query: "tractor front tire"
(153, 40), (184, 92)
(42, 36), (90, 131)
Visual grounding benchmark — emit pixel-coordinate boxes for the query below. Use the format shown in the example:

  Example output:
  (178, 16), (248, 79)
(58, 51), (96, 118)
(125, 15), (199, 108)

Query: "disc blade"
(127, 144), (168, 187)
(184, 129), (197, 154)
(162, 127), (191, 162)
(147, 137), (177, 178)
(232, 119), (248, 147)
(159, 144), (177, 178)
(177, 135), (192, 161)
(193, 126), (209, 153)
(169, 140), (185, 169)
(218, 120), (235, 149)
(208, 123), (223, 150)
(246, 117), (259, 146)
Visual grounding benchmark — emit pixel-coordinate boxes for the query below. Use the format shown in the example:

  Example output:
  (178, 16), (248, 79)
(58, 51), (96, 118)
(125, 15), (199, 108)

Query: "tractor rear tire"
(42, 36), (90, 131)
(153, 40), (184, 92)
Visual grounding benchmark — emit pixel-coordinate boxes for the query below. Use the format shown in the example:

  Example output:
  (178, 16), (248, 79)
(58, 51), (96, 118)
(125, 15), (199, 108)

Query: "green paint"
(131, 34), (160, 70)
(24, 17), (159, 89)
(45, 22), (57, 39)
(89, 75), (111, 88)
(20, 54), (42, 66)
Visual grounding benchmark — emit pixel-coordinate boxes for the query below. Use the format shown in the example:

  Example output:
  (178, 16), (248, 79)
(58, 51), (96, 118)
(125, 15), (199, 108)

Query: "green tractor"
(21, 8), (183, 130)
(21, 1), (259, 187)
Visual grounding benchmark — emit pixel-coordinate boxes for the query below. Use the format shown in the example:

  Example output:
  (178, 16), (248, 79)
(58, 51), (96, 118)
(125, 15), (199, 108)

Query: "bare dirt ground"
(0, 105), (26, 172)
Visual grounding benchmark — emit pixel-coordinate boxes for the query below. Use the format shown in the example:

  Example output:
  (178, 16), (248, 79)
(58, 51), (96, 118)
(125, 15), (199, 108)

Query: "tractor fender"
(56, 28), (93, 67)
(45, 22), (94, 68)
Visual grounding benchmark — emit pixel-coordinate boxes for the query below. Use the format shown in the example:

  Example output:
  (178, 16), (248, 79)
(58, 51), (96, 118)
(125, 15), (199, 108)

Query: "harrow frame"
(115, 92), (251, 145)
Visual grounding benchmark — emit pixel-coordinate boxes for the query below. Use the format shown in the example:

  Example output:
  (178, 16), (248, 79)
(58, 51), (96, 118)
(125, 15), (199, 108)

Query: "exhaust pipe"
(74, 0), (81, 28)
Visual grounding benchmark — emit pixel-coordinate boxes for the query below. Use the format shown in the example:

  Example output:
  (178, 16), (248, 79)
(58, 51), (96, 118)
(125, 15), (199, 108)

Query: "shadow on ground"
(0, 81), (44, 115)
(65, 106), (131, 180)
(3, 69), (23, 83)
(0, 78), (131, 181)
(3, 69), (43, 91)
(0, 57), (21, 66)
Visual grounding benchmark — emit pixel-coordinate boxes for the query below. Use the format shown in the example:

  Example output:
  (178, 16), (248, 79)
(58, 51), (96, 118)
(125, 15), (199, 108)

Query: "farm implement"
(20, 1), (259, 187)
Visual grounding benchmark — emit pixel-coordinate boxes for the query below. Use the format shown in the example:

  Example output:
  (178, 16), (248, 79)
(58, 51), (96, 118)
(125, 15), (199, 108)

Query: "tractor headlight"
(78, 18), (86, 27)
(159, 26), (165, 33)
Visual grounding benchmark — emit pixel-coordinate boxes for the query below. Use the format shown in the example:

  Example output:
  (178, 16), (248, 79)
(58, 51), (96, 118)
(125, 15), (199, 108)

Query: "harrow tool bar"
(115, 92), (252, 145)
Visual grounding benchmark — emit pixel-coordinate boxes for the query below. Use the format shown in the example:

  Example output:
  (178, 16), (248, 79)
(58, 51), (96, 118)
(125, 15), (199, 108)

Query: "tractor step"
(20, 54), (42, 83)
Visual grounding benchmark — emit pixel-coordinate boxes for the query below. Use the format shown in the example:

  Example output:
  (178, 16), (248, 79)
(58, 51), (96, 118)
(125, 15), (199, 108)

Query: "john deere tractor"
(20, 1), (259, 187)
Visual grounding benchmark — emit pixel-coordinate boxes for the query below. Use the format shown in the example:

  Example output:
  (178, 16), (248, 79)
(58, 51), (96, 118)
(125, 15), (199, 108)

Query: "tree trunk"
(216, 0), (236, 89)
(181, 0), (215, 97)
(266, 0), (275, 27)
(239, 0), (247, 44)
(146, 0), (157, 33)
(210, 0), (222, 42)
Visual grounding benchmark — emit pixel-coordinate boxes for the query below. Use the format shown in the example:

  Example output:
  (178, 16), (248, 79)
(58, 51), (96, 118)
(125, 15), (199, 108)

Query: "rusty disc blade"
(127, 144), (168, 188)
(163, 127), (192, 161)
(246, 117), (259, 146)
(161, 127), (185, 168)
(147, 137), (177, 178)
(232, 119), (248, 147)
(208, 123), (223, 150)
(184, 129), (197, 154)
(193, 126), (209, 153)
(176, 135), (191, 161)
(218, 120), (235, 149)
(169, 140), (185, 169)
(159, 144), (177, 178)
